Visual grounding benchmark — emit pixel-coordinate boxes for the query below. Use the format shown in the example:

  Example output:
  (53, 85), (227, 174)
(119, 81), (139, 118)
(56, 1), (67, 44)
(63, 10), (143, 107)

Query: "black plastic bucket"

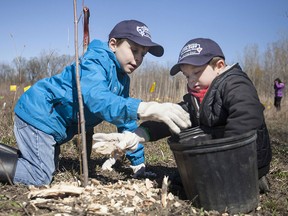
(168, 129), (259, 214)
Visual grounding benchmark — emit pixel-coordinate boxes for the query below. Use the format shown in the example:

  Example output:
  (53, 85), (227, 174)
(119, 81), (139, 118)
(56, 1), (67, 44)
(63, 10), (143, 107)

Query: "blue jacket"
(14, 39), (141, 144)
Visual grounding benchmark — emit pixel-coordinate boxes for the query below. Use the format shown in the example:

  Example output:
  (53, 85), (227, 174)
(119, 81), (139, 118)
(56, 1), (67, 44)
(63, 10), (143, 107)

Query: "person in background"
(274, 78), (285, 111)
(93, 38), (272, 194)
(0, 20), (191, 186)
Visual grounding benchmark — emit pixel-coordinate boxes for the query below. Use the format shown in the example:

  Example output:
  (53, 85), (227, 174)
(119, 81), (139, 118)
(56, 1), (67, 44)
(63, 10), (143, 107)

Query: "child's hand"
(137, 102), (191, 134)
(92, 131), (143, 153)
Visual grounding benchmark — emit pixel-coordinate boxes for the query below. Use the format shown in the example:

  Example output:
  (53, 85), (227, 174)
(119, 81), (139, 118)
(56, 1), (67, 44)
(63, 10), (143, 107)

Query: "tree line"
(0, 35), (287, 102)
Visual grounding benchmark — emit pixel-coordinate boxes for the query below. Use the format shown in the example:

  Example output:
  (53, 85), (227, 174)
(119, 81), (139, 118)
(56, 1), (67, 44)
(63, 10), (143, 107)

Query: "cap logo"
(136, 25), (151, 39)
(179, 43), (203, 61)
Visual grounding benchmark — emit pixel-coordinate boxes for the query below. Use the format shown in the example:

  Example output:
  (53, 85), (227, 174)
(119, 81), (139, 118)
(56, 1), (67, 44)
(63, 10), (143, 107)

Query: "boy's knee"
(34, 167), (54, 186)
(14, 173), (52, 186)
(14, 163), (54, 186)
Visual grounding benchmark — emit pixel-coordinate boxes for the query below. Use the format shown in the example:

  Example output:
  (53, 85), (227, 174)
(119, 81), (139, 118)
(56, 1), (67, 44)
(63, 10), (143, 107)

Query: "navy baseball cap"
(109, 20), (164, 57)
(170, 38), (225, 76)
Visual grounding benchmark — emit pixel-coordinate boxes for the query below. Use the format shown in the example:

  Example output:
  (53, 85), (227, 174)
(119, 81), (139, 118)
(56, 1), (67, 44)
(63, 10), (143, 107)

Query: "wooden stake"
(83, 6), (90, 54)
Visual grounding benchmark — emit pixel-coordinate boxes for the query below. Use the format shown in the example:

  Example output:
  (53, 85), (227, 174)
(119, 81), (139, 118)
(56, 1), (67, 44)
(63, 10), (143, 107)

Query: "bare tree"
(26, 57), (42, 83)
(12, 56), (27, 84)
(263, 35), (288, 96)
(0, 63), (16, 83)
(38, 51), (74, 77)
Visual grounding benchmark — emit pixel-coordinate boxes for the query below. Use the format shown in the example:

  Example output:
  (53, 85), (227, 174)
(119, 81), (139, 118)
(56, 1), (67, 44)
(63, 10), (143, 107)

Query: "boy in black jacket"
(93, 38), (272, 193)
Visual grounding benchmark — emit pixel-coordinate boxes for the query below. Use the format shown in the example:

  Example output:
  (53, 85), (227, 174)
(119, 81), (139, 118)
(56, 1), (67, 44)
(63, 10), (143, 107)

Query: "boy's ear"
(109, 38), (117, 52)
(216, 59), (225, 69)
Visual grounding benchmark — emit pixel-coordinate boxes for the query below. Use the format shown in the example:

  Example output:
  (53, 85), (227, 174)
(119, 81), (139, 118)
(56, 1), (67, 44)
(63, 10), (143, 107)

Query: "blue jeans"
(13, 115), (59, 185)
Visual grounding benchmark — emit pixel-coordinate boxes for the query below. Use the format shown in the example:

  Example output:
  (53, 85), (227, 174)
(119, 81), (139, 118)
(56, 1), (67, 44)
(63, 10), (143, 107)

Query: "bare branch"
(73, 0), (88, 187)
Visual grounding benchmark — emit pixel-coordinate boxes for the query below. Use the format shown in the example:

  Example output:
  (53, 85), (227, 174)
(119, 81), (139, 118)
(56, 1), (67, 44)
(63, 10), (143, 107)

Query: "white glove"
(137, 102), (191, 134)
(92, 138), (118, 155)
(92, 128), (148, 154)
(101, 157), (116, 171)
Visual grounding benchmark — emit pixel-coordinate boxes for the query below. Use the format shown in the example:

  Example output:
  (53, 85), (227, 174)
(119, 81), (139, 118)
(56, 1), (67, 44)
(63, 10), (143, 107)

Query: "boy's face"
(109, 39), (149, 74)
(180, 64), (218, 92)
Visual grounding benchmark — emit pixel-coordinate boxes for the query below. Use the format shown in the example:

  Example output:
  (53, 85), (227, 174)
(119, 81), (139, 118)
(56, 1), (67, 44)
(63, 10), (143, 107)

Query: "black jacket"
(141, 64), (271, 176)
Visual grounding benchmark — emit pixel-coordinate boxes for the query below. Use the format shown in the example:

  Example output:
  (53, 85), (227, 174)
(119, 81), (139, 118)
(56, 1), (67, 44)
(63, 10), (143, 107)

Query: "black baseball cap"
(109, 20), (164, 57)
(170, 38), (225, 76)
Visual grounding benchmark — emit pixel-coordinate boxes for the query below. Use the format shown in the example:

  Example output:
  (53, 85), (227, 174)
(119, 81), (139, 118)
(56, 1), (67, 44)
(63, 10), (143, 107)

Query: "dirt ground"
(0, 137), (287, 216)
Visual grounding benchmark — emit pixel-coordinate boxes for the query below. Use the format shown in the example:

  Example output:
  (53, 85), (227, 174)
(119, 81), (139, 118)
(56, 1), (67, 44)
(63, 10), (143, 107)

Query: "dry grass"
(0, 82), (287, 215)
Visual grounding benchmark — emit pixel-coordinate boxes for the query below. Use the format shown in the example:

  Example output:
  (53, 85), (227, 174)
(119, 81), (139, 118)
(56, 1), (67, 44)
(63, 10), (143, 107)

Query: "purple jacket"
(274, 82), (285, 97)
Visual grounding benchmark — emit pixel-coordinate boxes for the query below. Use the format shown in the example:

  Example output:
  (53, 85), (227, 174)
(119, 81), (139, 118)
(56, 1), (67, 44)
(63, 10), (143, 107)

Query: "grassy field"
(0, 84), (287, 215)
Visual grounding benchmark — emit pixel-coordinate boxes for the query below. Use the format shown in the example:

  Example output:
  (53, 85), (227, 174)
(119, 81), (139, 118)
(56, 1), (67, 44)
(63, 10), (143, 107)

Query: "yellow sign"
(10, 85), (17, 92)
(24, 85), (31, 92)
(149, 82), (156, 93)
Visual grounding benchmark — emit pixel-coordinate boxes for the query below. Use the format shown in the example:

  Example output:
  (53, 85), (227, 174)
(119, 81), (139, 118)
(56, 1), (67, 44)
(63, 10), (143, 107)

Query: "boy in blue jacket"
(0, 20), (191, 186)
